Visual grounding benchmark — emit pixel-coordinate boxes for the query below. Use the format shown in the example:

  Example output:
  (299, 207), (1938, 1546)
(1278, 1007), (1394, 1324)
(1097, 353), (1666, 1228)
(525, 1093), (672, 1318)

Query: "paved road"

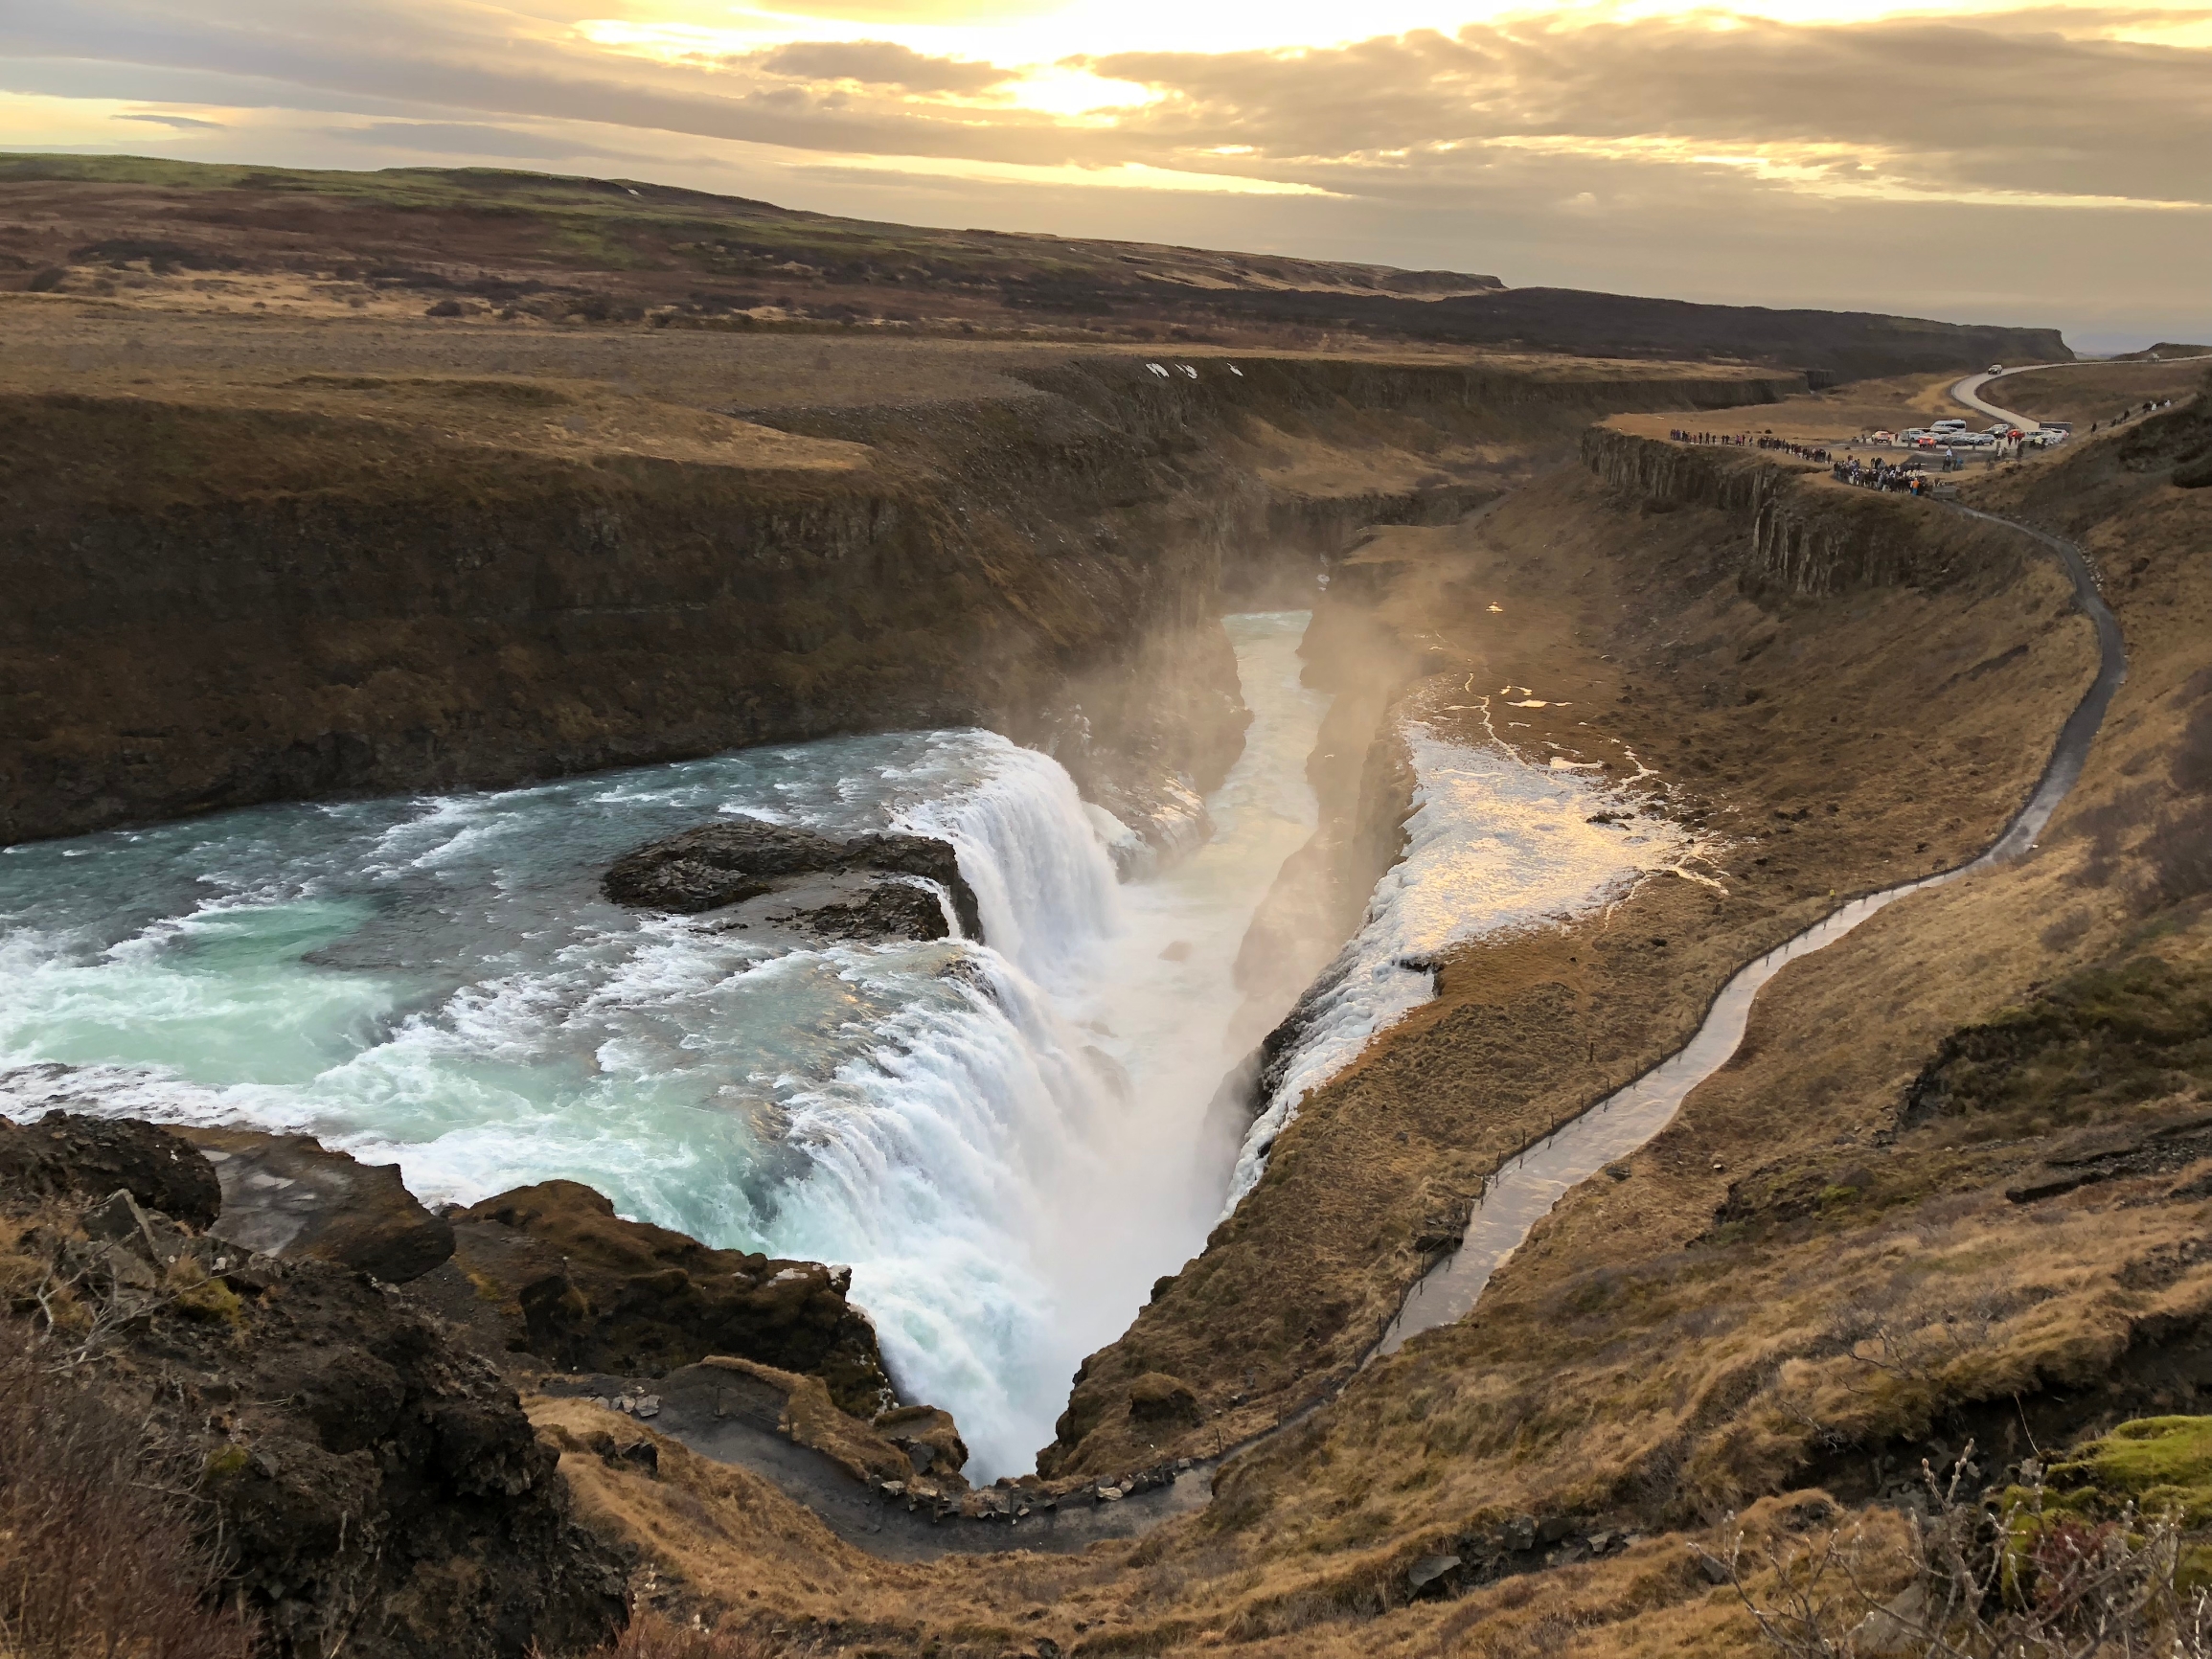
(1951, 354), (2212, 434)
(1950, 369), (2044, 433)
(544, 1367), (1211, 1561)
(540, 499), (2136, 1559)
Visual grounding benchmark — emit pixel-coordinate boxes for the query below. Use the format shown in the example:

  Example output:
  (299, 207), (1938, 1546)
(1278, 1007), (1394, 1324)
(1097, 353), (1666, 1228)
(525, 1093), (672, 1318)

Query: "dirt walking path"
(1376, 500), (2125, 1350)
(549, 504), (2124, 1561)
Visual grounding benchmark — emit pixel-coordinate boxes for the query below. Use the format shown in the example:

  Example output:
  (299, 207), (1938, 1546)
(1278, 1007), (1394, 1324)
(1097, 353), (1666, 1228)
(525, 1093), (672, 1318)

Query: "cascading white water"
(1223, 719), (1716, 1210)
(0, 614), (1333, 1479)
(894, 742), (1123, 985)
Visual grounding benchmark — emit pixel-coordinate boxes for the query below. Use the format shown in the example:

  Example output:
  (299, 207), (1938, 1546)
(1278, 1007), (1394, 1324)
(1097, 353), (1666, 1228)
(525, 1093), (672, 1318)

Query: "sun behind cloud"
(3, 0), (2208, 341)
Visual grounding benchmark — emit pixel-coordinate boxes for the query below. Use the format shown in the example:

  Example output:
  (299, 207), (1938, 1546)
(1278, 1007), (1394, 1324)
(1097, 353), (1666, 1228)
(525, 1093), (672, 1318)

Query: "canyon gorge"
(6, 156), (2212, 1659)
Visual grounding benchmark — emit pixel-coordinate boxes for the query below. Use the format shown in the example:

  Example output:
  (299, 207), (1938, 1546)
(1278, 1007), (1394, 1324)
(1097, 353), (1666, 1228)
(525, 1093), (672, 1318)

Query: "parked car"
(1932, 419), (1968, 432)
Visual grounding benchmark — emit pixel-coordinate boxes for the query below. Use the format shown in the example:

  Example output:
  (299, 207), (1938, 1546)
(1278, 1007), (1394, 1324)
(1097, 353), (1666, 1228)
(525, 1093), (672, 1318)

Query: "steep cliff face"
(0, 1113), (627, 1659)
(1038, 415), (2095, 1477)
(1579, 426), (2024, 596)
(0, 356), (1791, 845)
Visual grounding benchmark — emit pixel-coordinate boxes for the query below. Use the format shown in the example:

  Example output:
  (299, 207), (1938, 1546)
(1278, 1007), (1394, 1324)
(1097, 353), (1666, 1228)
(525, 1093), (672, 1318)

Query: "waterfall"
(895, 736), (1123, 986)
(0, 619), (1334, 1485)
(766, 733), (1130, 1475)
(767, 950), (1118, 1477)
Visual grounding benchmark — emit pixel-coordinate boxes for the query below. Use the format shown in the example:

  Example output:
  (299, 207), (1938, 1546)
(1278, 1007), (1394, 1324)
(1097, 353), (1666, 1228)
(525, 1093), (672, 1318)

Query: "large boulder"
(874, 1401), (970, 1479)
(0, 1111), (221, 1225)
(602, 820), (984, 938)
(0, 1126), (627, 1659)
(446, 1180), (897, 1417)
(173, 1126), (455, 1284)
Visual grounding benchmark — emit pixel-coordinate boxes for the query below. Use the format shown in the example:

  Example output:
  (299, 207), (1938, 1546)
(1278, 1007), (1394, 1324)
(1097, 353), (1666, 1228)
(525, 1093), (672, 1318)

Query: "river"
(0, 606), (1727, 1478)
(0, 612), (1331, 1476)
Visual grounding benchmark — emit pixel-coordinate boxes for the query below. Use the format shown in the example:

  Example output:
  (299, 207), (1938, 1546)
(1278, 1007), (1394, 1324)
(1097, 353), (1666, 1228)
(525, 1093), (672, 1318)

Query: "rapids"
(1223, 718), (1715, 1209)
(0, 612), (1331, 1477)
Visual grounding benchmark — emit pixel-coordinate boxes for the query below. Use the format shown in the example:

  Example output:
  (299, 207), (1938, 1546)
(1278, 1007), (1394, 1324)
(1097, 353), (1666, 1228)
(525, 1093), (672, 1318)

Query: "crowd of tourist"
(1668, 429), (1832, 462)
(1651, 389), (2191, 504)
(1831, 455), (1932, 494)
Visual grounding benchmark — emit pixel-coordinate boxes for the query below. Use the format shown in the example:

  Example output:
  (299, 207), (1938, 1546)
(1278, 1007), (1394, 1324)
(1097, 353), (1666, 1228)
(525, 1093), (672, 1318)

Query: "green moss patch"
(2048, 1416), (2212, 1527)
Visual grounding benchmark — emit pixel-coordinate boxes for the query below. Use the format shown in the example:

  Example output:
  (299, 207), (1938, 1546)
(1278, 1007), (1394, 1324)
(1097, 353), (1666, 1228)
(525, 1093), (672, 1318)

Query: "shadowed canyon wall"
(0, 357), (1793, 844)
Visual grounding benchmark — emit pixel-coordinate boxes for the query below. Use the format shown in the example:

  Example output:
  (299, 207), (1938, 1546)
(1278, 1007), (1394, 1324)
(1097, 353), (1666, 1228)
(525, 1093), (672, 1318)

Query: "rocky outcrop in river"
(603, 820), (982, 942)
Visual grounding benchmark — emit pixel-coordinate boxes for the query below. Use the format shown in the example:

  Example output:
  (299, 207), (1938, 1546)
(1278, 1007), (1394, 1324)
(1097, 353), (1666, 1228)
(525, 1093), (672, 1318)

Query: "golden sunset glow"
(5, 0), (2209, 341)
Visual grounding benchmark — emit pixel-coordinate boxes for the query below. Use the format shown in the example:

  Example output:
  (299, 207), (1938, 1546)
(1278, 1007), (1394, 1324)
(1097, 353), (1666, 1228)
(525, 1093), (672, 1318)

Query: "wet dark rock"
(82, 1186), (165, 1254)
(582, 1429), (659, 1477)
(1412, 1216), (1466, 1255)
(1408, 1553), (1462, 1595)
(0, 1110), (220, 1225)
(789, 878), (953, 943)
(172, 1125), (455, 1284)
(603, 820), (983, 938)
(0, 1125), (627, 1659)
(445, 1179), (896, 1417)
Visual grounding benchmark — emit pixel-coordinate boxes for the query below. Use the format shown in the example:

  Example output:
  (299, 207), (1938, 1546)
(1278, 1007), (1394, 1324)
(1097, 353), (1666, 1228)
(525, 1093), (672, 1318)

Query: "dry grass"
(500, 413), (2212, 1659)
(0, 1322), (259, 1659)
(1977, 361), (2207, 430)
(529, 1398), (925, 1624)
(1036, 399), (2212, 1651)
(582, 1610), (775, 1659)
(1048, 445), (2097, 1478)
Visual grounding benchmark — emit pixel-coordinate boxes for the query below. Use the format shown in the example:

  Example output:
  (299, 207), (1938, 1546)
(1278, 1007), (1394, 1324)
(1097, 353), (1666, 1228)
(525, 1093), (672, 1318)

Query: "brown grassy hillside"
(497, 378), (2212, 1659)
(0, 152), (2066, 375)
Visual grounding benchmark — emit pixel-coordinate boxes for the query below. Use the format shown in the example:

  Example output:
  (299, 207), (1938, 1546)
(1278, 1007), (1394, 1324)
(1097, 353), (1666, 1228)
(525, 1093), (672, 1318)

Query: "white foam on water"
(0, 622), (1336, 1480)
(1223, 723), (1711, 1210)
(895, 738), (1122, 988)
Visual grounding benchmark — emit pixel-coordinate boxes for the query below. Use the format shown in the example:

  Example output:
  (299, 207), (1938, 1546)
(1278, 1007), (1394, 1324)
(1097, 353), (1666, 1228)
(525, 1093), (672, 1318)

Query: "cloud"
(115, 109), (225, 128)
(317, 119), (645, 160)
(2, 0), (2208, 338)
(13, 2), (2209, 206)
(753, 39), (1012, 94)
(1085, 15), (2212, 209)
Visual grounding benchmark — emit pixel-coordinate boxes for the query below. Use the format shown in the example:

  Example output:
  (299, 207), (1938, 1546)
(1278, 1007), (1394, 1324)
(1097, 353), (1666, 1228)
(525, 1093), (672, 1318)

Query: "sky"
(5, 0), (2210, 350)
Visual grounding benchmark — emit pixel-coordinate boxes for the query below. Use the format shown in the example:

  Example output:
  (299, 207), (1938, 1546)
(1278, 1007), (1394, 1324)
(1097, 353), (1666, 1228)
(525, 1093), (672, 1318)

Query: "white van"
(1931, 419), (1968, 432)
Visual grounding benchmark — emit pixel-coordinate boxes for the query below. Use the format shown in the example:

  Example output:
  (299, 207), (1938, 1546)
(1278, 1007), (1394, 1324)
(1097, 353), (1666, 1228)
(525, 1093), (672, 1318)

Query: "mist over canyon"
(5, 151), (2212, 1659)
